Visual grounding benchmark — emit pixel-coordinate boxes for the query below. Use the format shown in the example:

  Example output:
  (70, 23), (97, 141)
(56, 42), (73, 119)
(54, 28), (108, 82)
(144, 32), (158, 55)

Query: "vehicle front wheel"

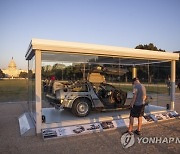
(72, 98), (91, 117)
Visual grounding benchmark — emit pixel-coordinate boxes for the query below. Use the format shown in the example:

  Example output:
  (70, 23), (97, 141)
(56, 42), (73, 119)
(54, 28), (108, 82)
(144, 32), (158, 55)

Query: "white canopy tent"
(25, 38), (179, 134)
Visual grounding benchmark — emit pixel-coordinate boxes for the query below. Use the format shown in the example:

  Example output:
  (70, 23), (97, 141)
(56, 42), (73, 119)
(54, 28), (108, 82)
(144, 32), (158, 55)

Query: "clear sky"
(0, 0), (180, 69)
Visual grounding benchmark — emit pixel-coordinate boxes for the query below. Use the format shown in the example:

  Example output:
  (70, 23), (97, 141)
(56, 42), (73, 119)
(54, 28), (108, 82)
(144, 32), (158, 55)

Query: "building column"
(132, 66), (137, 78)
(170, 60), (176, 110)
(35, 50), (42, 134)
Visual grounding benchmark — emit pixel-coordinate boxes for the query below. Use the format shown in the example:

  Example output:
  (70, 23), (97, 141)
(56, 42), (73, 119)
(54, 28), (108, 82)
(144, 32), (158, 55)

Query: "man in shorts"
(126, 77), (146, 135)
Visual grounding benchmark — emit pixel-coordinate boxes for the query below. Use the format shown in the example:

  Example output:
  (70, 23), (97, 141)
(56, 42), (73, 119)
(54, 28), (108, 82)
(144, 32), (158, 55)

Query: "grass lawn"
(121, 85), (169, 94)
(0, 79), (179, 102)
(0, 79), (28, 102)
(112, 83), (180, 94)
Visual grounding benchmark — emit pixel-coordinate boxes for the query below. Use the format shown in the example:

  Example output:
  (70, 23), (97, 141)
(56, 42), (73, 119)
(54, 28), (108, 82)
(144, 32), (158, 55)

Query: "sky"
(0, 0), (180, 70)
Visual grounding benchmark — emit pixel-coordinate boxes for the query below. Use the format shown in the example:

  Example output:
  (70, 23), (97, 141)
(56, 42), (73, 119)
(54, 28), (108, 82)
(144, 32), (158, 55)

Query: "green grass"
(0, 79), (28, 102)
(114, 83), (180, 94)
(0, 79), (179, 102)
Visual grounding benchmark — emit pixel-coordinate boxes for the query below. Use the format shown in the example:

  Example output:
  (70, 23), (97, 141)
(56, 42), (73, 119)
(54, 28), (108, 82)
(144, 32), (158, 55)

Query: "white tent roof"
(26, 38), (179, 62)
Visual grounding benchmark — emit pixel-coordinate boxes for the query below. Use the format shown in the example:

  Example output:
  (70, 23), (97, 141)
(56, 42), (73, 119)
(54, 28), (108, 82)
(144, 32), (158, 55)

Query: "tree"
(135, 43), (165, 52)
(19, 72), (28, 78)
(177, 61), (180, 80)
(42, 66), (53, 79)
(28, 70), (35, 79)
(135, 43), (167, 83)
(0, 69), (5, 78)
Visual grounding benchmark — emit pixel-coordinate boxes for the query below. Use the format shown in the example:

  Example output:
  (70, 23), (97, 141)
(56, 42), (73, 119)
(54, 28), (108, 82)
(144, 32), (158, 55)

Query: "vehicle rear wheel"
(72, 98), (91, 117)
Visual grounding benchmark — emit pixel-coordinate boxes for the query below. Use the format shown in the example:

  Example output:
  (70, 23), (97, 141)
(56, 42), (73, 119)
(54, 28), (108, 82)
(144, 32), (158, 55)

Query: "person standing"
(125, 77), (146, 135)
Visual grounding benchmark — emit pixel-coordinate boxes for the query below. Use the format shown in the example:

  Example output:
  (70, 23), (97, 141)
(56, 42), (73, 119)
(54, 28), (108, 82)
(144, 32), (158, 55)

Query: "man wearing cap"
(126, 77), (146, 135)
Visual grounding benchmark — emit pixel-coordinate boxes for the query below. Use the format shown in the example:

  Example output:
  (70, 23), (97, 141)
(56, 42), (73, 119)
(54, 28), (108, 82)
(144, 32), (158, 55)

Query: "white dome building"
(2, 57), (27, 78)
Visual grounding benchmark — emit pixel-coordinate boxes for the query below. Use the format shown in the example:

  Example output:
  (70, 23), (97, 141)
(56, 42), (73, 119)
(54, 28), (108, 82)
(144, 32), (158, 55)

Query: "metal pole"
(170, 60), (176, 110)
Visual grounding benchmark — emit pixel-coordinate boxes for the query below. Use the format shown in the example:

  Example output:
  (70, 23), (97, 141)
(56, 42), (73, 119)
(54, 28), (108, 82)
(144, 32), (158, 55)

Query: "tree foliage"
(19, 72), (28, 78)
(134, 43), (170, 83)
(42, 64), (83, 81)
(135, 43), (165, 52)
(177, 60), (180, 80)
(0, 69), (5, 78)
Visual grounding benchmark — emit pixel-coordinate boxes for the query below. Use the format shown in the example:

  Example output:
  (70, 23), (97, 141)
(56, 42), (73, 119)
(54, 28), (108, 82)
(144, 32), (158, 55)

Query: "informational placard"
(144, 111), (179, 123)
(42, 111), (179, 140)
(42, 122), (103, 139)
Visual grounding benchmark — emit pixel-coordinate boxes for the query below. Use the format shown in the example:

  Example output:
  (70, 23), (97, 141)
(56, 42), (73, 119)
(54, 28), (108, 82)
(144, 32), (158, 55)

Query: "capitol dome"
(2, 57), (27, 78)
(8, 57), (16, 69)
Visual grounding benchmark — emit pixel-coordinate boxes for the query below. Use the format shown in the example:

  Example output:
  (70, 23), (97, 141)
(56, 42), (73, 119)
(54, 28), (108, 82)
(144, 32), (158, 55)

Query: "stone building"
(2, 57), (27, 78)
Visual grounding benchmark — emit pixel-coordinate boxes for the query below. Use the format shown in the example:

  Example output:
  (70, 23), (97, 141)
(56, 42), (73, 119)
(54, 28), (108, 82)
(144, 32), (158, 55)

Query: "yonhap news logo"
(121, 133), (180, 149)
(137, 137), (180, 144)
(121, 133), (135, 148)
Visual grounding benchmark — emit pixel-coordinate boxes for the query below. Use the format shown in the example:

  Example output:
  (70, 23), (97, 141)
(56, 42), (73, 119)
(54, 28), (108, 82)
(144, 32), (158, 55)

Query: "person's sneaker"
(123, 130), (133, 135)
(134, 130), (141, 135)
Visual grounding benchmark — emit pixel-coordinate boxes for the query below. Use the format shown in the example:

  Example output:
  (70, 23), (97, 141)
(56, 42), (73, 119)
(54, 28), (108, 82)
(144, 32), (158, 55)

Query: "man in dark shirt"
(126, 77), (146, 135)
